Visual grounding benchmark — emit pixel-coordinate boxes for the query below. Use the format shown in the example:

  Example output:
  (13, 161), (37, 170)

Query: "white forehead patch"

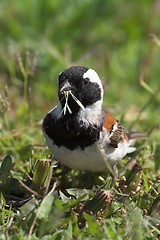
(83, 68), (103, 96)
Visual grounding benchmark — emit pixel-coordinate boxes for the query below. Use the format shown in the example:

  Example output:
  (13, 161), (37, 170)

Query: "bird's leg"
(113, 165), (119, 182)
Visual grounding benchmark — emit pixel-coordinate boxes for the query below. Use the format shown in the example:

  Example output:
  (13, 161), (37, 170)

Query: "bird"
(42, 66), (136, 175)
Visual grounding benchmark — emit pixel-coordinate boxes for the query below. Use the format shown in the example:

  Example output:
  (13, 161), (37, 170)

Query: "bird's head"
(58, 66), (104, 116)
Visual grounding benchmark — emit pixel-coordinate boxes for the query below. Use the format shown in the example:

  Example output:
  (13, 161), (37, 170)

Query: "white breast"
(44, 132), (129, 172)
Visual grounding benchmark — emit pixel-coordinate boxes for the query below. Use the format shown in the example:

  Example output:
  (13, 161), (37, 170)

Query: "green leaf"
(0, 192), (6, 206)
(142, 172), (149, 193)
(66, 221), (73, 239)
(59, 188), (91, 203)
(83, 212), (100, 234)
(37, 191), (54, 219)
(0, 155), (12, 173)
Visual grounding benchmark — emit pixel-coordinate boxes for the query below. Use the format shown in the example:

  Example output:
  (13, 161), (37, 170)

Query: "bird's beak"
(60, 81), (73, 95)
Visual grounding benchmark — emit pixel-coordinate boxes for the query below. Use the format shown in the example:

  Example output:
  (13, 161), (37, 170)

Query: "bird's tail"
(127, 130), (147, 154)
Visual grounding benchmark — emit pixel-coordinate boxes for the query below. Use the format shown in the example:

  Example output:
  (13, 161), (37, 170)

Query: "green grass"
(0, 0), (160, 239)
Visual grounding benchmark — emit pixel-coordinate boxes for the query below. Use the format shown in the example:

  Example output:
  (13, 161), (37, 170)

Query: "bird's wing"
(103, 112), (128, 148)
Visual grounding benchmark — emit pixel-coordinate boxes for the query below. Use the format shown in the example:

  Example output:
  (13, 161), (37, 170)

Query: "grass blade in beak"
(70, 92), (85, 110)
(63, 90), (72, 115)
(63, 95), (68, 115)
(66, 103), (72, 114)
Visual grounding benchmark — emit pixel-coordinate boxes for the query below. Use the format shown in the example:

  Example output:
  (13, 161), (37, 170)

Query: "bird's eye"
(84, 77), (90, 85)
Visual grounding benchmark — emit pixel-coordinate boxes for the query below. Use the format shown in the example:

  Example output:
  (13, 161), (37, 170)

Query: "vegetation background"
(0, 0), (160, 239)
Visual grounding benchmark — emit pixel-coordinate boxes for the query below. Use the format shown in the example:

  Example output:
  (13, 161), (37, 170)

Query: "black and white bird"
(42, 66), (135, 173)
